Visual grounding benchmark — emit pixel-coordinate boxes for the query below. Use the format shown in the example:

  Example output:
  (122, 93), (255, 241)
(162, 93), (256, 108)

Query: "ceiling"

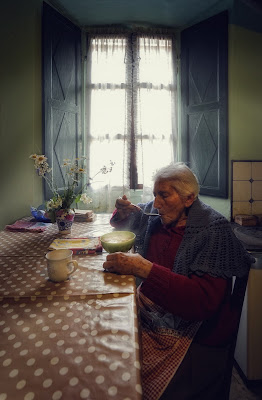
(48, 0), (262, 31)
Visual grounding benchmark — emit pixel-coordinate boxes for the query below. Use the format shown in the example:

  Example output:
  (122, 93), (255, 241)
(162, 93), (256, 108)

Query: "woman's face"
(153, 180), (194, 226)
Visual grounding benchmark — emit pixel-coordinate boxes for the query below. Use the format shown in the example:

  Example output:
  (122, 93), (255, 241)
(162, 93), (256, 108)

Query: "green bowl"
(100, 231), (136, 253)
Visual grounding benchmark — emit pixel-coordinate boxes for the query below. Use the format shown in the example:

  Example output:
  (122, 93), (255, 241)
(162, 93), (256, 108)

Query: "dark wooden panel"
(181, 11), (228, 198)
(42, 2), (82, 199)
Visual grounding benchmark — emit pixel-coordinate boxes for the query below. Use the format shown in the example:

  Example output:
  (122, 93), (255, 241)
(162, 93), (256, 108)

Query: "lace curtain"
(134, 35), (176, 202)
(86, 33), (176, 212)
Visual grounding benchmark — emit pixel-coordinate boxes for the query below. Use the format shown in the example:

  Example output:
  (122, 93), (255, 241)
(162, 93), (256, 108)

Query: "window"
(43, 6), (228, 208)
(86, 34), (177, 194)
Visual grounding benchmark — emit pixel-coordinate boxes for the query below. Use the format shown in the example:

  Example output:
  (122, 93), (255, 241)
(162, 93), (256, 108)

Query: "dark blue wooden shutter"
(181, 11), (228, 198)
(42, 2), (82, 199)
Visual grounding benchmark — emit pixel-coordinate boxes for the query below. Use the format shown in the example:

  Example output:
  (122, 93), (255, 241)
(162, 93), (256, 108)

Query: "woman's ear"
(185, 193), (195, 208)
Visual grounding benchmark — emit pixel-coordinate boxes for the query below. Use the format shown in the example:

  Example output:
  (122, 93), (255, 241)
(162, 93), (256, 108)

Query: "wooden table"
(0, 215), (142, 400)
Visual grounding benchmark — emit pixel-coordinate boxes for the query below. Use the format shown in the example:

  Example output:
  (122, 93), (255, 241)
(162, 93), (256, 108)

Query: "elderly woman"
(103, 162), (253, 400)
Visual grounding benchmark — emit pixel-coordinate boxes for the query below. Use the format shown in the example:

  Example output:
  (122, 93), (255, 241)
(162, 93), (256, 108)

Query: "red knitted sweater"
(111, 211), (238, 346)
(140, 223), (237, 346)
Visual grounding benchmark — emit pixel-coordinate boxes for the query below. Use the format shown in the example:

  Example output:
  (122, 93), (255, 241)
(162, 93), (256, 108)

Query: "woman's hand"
(115, 195), (140, 220)
(103, 252), (153, 279)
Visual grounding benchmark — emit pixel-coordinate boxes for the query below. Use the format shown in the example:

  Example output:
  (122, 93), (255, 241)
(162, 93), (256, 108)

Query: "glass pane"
(90, 38), (127, 83)
(89, 139), (127, 188)
(137, 139), (174, 186)
(138, 37), (173, 85)
(136, 89), (173, 138)
(90, 89), (126, 137)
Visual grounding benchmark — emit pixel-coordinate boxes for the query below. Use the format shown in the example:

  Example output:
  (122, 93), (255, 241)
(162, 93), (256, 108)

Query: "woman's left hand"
(103, 252), (153, 279)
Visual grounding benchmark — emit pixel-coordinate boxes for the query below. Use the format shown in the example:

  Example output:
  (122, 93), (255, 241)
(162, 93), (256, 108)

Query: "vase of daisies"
(30, 154), (115, 233)
(30, 154), (93, 234)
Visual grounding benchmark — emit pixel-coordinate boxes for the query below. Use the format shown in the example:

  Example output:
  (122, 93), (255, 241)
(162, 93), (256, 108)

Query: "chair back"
(223, 271), (250, 399)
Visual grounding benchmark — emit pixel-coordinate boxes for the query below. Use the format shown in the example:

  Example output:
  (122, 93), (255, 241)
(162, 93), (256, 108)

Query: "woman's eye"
(153, 192), (169, 199)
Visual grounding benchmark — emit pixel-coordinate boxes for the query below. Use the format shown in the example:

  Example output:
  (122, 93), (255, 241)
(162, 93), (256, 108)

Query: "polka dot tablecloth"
(0, 256), (135, 298)
(0, 294), (142, 400)
(0, 215), (143, 399)
(0, 214), (113, 257)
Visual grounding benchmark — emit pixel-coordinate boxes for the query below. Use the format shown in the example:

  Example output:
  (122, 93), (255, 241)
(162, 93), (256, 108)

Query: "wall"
(228, 25), (262, 160)
(0, 0), (43, 230)
(0, 2), (261, 229)
(200, 24), (262, 219)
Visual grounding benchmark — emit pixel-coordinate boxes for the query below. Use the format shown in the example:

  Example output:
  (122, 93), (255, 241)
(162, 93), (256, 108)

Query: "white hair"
(153, 162), (200, 199)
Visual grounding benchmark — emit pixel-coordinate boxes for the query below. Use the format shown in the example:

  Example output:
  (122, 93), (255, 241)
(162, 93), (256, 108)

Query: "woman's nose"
(153, 196), (161, 209)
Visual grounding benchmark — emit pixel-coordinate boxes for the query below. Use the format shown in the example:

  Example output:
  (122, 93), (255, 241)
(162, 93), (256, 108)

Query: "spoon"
(117, 198), (160, 216)
(142, 212), (160, 216)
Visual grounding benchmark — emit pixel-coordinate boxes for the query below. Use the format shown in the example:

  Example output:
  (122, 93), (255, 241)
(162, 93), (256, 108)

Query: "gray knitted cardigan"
(112, 198), (254, 279)
(111, 198), (254, 330)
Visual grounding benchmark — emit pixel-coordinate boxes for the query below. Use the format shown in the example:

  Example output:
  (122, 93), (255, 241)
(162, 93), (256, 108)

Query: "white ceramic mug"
(45, 249), (78, 282)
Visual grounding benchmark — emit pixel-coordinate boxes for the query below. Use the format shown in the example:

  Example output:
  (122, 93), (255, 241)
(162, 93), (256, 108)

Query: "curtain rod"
(83, 24), (178, 36)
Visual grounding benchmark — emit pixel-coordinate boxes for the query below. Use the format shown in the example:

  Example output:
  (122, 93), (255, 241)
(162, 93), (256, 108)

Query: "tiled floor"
(230, 366), (262, 400)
